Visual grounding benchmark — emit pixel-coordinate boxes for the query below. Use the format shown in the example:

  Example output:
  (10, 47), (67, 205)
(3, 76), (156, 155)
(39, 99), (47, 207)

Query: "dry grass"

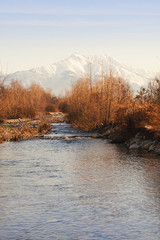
(38, 120), (52, 133)
(0, 113), (65, 143)
(0, 119), (52, 142)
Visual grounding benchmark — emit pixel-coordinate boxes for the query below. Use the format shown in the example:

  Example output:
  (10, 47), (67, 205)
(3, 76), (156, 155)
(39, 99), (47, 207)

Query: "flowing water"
(0, 123), (160, 240)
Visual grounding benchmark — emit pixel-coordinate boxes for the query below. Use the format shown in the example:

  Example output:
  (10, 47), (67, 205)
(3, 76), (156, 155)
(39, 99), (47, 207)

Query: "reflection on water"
(0, 123), (160, 240)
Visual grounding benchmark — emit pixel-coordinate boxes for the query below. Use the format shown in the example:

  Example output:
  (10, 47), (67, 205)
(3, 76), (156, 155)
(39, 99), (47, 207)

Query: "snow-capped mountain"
(7, 53), (153, 95)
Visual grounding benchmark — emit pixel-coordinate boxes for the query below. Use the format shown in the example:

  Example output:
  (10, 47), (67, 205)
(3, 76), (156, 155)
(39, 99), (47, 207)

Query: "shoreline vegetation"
(0, 79), (65, 143)
(0, 72), (160, 155)
(62, 71), (160, 155)
(0, 113), (65, 143)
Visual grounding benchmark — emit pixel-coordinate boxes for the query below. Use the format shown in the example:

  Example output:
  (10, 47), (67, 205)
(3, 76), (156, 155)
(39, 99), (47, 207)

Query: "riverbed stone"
(143, 141), (153, 150)
(129, 139), (136, 145)
(154, 143), (160, 155)
(129, 143), (141, 149)
(148, 144), (156, 152)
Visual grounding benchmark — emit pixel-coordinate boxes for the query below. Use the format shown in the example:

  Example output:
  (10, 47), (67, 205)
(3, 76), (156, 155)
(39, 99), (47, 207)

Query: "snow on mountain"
(7, 53), (153, 96)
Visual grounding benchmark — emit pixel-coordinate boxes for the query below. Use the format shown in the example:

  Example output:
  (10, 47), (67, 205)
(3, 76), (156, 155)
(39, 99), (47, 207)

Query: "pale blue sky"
(0, 0), (160, 73)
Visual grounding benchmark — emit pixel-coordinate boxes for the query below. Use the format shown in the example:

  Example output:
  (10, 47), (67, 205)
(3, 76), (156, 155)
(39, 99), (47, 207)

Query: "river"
(0, 123), (160, 240)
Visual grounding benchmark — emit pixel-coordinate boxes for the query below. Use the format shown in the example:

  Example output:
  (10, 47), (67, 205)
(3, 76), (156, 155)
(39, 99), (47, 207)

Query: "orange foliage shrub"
(66, 73), (133, 131)
(0, 80), (58, 120)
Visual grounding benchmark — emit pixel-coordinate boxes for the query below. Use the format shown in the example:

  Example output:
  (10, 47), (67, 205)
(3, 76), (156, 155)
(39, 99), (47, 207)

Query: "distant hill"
(7, 53), (153, 95)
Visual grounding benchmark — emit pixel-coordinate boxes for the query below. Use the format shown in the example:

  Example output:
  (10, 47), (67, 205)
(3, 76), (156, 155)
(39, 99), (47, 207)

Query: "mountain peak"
(70, 52), (84, 58)
(7, 53), (153, 96)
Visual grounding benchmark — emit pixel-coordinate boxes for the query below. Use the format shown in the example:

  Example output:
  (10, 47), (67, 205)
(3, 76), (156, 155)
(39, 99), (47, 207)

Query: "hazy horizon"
(0, 0), (160, 74)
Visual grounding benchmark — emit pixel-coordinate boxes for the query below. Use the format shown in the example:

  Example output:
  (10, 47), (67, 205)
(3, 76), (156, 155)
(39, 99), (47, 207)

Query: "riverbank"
(98, 125), (160, 155)
(0, 112), (65, 143)
(1, 112), (160, 156)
